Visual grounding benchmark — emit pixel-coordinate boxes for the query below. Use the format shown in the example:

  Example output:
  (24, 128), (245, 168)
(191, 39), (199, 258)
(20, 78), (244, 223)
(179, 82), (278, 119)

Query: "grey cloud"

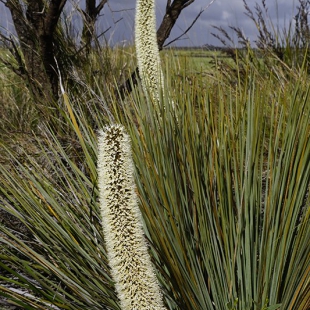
(0, 0), (298, 47)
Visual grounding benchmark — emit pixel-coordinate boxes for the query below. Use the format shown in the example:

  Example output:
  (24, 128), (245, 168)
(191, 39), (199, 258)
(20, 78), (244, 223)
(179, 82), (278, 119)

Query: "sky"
(0, 0), (300, 47)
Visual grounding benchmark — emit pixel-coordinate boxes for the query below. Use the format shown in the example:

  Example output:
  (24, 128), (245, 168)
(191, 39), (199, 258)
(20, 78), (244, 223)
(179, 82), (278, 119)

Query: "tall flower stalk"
(97, 124), (166, 310)
(135, 0), (164, 103)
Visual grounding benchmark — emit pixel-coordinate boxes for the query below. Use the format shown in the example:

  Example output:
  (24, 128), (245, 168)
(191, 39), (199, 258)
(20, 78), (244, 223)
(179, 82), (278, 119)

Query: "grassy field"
(0, 46), (223, 136)
(163, 48), (219, 71)
(0, 45), (309, 310)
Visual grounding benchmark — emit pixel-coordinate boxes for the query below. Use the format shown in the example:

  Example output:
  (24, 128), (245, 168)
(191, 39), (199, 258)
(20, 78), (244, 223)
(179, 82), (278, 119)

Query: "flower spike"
(135, 0), (164, 103)
(98, 124), (166, 310)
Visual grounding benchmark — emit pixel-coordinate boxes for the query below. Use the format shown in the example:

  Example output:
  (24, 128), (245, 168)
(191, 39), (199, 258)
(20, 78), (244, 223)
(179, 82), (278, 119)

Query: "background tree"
(0, 0), (203, 103)
(2, 0), (68, 101)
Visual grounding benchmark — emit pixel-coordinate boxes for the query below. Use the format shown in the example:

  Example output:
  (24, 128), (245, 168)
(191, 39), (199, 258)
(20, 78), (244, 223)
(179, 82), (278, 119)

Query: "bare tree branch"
(181, 0), (195, 10)
(81, 0), (109, 51)
(44, 0), (67, 35)
(95, 0), (108, 15)
(157, 0), (196, 49)
(164, 0), (216, 47)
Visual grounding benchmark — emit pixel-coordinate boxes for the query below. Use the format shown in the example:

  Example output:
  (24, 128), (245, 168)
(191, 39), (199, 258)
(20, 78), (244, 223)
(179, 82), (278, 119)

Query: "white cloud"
(222, 10), (232, 21)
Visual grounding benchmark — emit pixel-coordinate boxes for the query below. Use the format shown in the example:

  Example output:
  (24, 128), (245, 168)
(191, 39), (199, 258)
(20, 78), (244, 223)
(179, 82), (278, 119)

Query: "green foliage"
(0, 52), (38, 134)
(0, 38), (309, 310)
(0, 98), (120, 309)
(113, 65), (309, 309)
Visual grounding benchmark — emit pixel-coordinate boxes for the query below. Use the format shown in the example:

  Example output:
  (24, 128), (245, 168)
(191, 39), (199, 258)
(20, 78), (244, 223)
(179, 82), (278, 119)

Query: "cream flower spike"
(135, 0), (164, 104)
(98, 124), (166, 310)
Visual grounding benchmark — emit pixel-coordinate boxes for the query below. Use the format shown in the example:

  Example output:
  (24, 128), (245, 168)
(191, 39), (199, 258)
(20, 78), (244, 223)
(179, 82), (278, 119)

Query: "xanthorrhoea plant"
(135, 0), (164, 103)
(97, 124), (166, 310)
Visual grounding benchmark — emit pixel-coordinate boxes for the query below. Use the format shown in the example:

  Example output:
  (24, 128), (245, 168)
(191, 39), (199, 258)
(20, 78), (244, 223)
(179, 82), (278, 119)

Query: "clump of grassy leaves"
(0, 94), (119, 309)
(115, 62), (309, 310)
(0, 50), (309, 310)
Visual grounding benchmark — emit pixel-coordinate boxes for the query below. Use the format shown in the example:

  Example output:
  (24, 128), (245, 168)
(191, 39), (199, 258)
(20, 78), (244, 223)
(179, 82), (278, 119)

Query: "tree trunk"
(5, 0), (67, 102)
(81, 0), (108, 52)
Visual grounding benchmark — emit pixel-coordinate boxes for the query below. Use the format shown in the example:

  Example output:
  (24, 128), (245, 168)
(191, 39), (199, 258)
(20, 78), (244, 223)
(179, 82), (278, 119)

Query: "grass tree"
(0, 0), (309, 310)
(113, 67), (310, 310)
